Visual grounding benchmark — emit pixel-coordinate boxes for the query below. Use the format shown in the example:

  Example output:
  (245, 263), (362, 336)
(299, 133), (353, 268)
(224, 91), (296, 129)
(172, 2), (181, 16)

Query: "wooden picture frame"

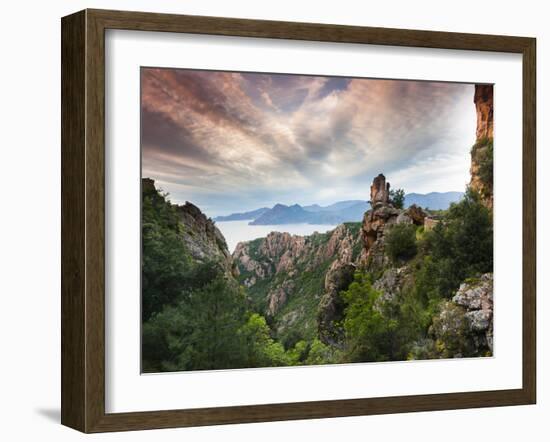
(61, 8), (536, 433)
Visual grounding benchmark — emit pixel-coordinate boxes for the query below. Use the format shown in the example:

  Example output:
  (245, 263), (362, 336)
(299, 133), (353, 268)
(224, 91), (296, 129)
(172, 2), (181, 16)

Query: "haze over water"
(216, 220), (337, 253)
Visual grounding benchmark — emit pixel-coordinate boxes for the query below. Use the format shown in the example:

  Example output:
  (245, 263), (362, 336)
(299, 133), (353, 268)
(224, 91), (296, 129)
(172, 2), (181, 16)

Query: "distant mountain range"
(404, 192), (463, 210)
(249, 204), (317, 225)
(213, 192), (463, 225)
(250, 201), (370, 225)
(213, 207), (269, 222)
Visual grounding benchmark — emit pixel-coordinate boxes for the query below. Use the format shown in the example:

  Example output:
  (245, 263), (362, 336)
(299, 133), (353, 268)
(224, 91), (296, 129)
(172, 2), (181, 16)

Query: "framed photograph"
(61, 9), (536, 433)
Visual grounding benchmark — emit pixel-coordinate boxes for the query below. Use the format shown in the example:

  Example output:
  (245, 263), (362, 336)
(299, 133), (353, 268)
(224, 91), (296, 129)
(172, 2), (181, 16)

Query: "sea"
(215, 220), (337, 254)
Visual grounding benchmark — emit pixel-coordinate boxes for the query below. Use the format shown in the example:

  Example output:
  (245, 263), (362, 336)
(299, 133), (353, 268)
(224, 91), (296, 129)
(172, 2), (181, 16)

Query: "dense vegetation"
(385, 224), (417, 264)
(142, 184), (339, 371)
(339, 189), (493, 363)
(142, 185), (192, 322)
(237, 228), (349, 347)
(143, 179), (493, 371)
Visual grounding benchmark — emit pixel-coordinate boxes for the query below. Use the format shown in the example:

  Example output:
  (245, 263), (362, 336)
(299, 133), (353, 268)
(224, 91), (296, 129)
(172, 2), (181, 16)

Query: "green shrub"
(424, 188), (493, 298)
(240, 313), (291, 367)
(385, 224), (417, 264)
(145, 276), (250, 372)
(305, 339), (339, 365)
(287, 340), (310, 365)
(389, 188), (405, 209)
(340, 273), (404, 362)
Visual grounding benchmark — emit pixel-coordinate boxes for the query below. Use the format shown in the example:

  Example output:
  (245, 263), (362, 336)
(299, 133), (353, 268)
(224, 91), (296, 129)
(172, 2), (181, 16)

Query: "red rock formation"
(362, 176), (427, 271)
(362, 204), (399, 250)
(406, 204), (426, 226)
(474, 85), (494, 140)
(370, 173), (390, 205)
(361, 175), (401, 270)
(470, 84), (494, 209)
(233, 225), (363, 317)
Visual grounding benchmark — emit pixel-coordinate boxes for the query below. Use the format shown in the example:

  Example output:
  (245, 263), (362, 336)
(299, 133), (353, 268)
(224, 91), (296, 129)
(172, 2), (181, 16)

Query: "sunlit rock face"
(370, 173), (390, 205)
(233, 225), (362, 318)
(143, 178), (236, 275)
(474, 85), (494, 140)
(176, 201), (234, 272)
(362, 175), (397, 271)
(470, 85), (494, 209)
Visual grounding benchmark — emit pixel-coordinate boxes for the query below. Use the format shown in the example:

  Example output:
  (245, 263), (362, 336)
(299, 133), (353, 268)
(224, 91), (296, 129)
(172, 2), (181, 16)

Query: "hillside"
(233, 223), (364, 345)
(233, 169), (493, 362)
(142, 178), (234, 273)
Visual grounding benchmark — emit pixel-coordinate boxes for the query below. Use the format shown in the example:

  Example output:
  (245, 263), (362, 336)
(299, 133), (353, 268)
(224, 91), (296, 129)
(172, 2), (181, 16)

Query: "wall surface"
(0, 0), (547, 439)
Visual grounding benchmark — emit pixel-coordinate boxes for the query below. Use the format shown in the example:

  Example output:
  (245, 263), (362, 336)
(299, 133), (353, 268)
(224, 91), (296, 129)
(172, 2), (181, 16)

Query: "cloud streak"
(141, 68), (476, 216)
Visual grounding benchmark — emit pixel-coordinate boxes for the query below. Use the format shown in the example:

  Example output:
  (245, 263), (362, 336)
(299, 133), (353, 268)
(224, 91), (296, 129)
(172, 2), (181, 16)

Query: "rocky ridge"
(233, 223), (364, 342)
(176, 201), (236, 274)
(143, 178), (235, 275)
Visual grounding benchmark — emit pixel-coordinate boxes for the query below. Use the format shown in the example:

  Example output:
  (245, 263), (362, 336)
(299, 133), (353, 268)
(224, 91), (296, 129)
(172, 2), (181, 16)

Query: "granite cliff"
(233, 223), (364, 345)
(143, 178), (236, 276)
(470, 84), (494, 209)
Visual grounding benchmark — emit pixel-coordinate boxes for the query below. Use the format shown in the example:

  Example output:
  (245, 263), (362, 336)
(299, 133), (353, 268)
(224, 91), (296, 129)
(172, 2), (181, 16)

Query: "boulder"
(465, 310), (492, 332)
(406, 204), (426, 226)
(431, 273), (494, 357)
(453, 273), (493, 311)
(396, 212), (413, 225)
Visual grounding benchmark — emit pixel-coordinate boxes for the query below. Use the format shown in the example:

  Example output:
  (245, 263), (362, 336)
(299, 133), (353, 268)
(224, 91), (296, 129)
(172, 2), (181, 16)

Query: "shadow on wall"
(35, 408), (60, 423)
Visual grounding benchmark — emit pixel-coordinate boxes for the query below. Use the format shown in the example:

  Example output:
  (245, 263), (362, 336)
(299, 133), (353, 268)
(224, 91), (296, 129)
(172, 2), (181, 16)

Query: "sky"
(141, 68), (477, 216)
